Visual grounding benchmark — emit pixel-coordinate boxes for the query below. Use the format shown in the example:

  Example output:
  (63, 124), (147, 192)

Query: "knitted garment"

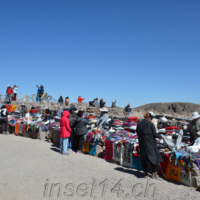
(15, 123), (20, 134)
(104, 140), (113, 161)
(89, 141), (97, 155)
(82, 142), (90, 153)
(132, 156), (143, 170)
(166, 159), (181, 182)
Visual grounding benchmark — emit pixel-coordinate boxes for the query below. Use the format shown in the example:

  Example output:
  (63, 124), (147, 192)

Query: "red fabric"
(86, 116), (96, 119)
(78, 97), (85, 103)
(158, 153), (170, 176)
(166, 126), (180, 130)
(126, 117), (138, 122)
(30, 109), (38, 113)
(6, 87), (13, 95)
(60, 111), (71, 138)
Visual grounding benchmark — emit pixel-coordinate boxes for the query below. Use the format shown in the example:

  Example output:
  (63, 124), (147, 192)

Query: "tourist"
(20, 104), (27, 117)
(58, 96), (63, 105)
(43, 107), (52, 120)
(0, 105), (9, 135)
(65, 97), (69, 106)
(100, 98), (106, 108)
(97, 108), (109, 128)
(136, 112), (163, 179)
(94, 98), (99, 107)
(78, 96), (85, 104)
(13, 85), (18, 101)
(5, 85), (13, 104)
(60, 110), (71, 155)
(73, 110), (95, 154)
(36, 85), (41, 102)
(188, 112), (200, 145)
(89, 99), (95, 107)
(111, 100), (116, 108)
(124, 104), (131, 117)
(64, 105), (77, 115)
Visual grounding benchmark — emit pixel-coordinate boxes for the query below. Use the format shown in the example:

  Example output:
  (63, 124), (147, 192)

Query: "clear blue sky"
(0, 0), (199, 107)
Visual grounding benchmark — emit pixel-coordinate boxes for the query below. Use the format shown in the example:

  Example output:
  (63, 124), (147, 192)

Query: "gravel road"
(0, 134), (199, 200)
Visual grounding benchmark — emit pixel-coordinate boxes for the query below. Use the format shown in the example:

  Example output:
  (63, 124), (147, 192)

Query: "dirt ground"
(0, 134), (199, 200)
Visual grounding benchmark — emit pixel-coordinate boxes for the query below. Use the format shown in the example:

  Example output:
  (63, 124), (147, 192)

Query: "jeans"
(68, 129), (75, 150)
(126, 112), (131, 117)
(60, 138), (69, 154)
(1, 117), (9, 133)
(5, 94), (12, 103)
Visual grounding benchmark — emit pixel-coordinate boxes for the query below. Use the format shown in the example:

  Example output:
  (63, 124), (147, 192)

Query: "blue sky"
(0, 0), (199, 107)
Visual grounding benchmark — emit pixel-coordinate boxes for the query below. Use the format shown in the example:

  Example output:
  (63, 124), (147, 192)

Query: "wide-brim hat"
(149, 111), (155, 117)
(44, 106), (49, 109)
(190, 112), (200, 120)
(100, 108), (108, 112)
(21, 103), (25, 106)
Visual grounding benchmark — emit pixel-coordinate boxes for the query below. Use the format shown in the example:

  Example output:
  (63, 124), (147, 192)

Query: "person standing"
(94, 98), (99, 107)
(20, 104), (28, 118)
(73, 110), (94, 154)
(100, 98), (106, 108)
(60, 110), (71, 155)
(136, 112), (163, 179)
(58, 96), (64, 106)
(5, 85), (13, 104)
(65, 97), (69, 106)
(125, 104), (132, 117)
(36, 85), (41, 102)
(78, 96), (85, 104)
(13, 85), (18, 101)
(0, 105), (9, 135)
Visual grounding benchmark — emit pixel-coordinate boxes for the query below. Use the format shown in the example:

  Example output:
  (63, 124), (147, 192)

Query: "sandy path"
(0, 134), (199, 200)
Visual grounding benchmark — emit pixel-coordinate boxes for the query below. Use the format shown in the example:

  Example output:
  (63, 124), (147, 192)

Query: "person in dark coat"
(58, 96), (64, 105)
(73, 110), (95, 154)
(100, 98), (106, 108)
(136, 112), (163, 179)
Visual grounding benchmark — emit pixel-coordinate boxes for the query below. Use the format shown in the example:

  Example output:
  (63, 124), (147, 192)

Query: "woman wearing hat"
(188, 112), (200, 145)
(136, 111), (163, 179)
(97, 108), (109, 128)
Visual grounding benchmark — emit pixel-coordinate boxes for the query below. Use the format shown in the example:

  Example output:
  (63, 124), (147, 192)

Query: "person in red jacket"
(78, 96), (85, 103)
(60, 110), (71, 155)
(5, 85), (13, 104)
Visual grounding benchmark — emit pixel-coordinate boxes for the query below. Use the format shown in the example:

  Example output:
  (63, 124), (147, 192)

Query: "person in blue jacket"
(36, 85), (41, 102)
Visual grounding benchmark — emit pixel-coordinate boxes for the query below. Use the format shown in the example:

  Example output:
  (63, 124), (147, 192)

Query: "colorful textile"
(196, 159), (200, 170)
(82, 142), (90, 153)
(19, 123), (23, 134)
(113, 143), (122, 163)
(89, 141), (97, 155)
(159, 153), (170, 176)
(122, 143), (133, 167)
(112, 120), (123, 126)
(132, 156), (143, 170)
(166, 159), (181, 182)
(180, 161), (191, 186)
(126, 117), (138, 122)
(15, 123), (20, 134)
(22, 124), (26, 133)
(123, 122), (137, 127)
(104, 140), (113, 160)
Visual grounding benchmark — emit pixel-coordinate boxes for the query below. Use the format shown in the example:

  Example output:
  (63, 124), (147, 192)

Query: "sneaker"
(6, 131), (10, 135)
(2, 132), (5, 135)
(77, 151), (82, 154)
(68, 149), (73, 151)
(151, 172), (160, 179)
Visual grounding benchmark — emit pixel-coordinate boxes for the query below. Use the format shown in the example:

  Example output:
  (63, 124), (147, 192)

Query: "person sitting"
(65, 97), (69, 106)
(60, 110), (71, 155)
(100, 98), (106, 108)
(94, 98), (99, 107)
(124, 104), (132, 117)
(97, 108), (109, 128)
(73, 110), (95, 154)
(43, 107), (52, 120)
(58, 96), (63, 105)
(187, 112), (200, 145)
(78, 96), (85, 104)
(20, 104), (27, 117)
(89, 100), (95, 107)
(0, 105), (9, 135)
(111, 100), (117, 107)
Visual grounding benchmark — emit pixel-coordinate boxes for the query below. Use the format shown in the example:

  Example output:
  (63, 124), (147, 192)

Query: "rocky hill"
(135, 102), (200, 117)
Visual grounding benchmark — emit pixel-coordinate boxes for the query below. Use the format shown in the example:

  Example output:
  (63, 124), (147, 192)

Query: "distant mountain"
(135, 102), (200, 115)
